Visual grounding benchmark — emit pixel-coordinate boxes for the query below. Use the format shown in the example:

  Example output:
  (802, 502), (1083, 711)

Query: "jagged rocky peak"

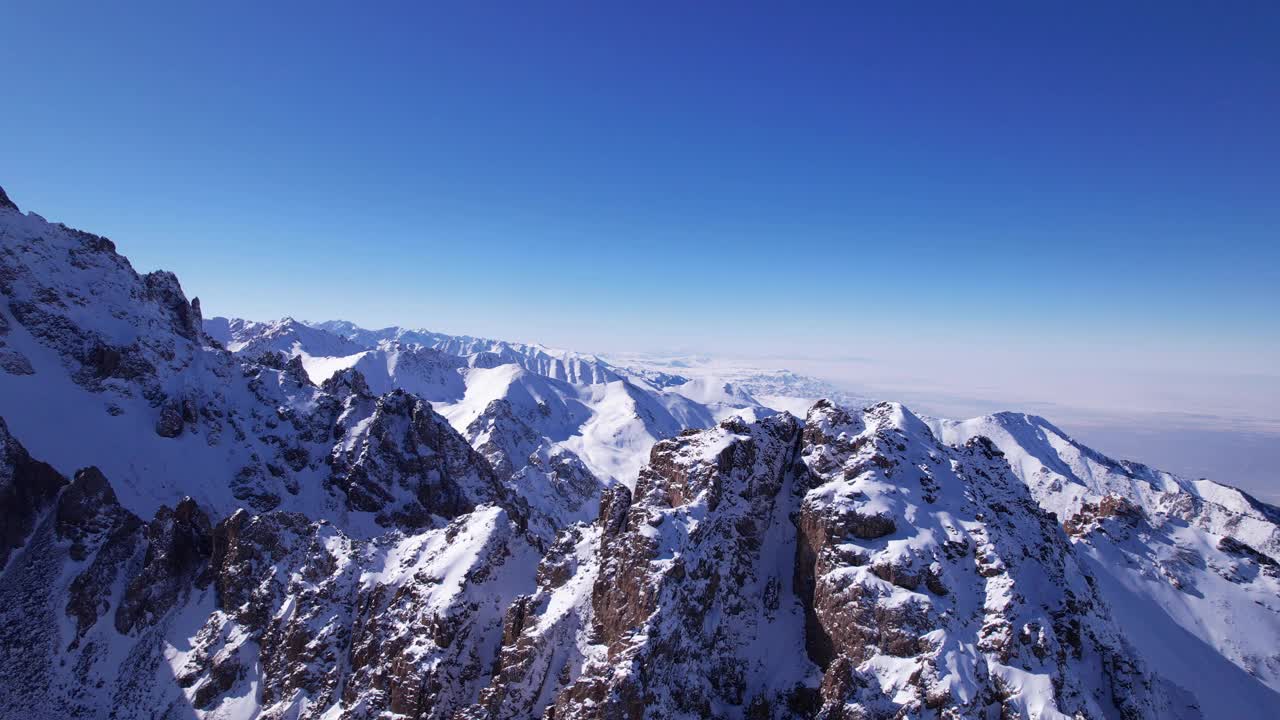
(0, 185), (18, 213)
(561, 412), (814, 718)
(465, 397), (542, 479)
(116, 496), (214, 634)
(143, 270), (203, 342)
(468, 414), (816, 719)
(932, 409), (1280, 713)
(0, 195), (205, 403)
(327, 379), (511, 528)
(322, 364), (373, 398)
(219, 315), (367, 359)
(795, 400), (1186, 718)
(475, 402), (1192, 719)
(1, 194), (523, 533)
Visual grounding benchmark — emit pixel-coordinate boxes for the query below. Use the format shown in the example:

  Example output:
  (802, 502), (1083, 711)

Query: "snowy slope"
(931, 412), (1280, 716)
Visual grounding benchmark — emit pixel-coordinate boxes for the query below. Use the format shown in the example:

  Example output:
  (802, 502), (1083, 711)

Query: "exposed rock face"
(57, 466), (142, 562)
(0, 416), (66, 569)
(472, 405), (1198, 719)
(464, 397), (603, 543)
(116, 497), (213, 634)
(0, 459), (154, 717)
(467, 398), (544, 481)
(165, 503), (540, 719)
(143, 270), (203, 342)
(0, 445), (539, 719)
(0, 303), (35, 376)
(550, 413), (817, 719)
(154, 397), (186, 437)
(794, 402), (1176, 719)
(0, 185), (18, 213)
(328, 379), (508, 528)
(1063, 493), (1145, 537)
(465, 521), (603, 719)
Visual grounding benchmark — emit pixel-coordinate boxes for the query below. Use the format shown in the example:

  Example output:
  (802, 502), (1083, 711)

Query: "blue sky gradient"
(3, 3), (1279, 449)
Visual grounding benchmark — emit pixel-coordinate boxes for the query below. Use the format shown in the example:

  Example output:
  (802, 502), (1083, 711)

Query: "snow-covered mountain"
(1, 184), (1278, 718)
(306, 319), (626, 386)
(205, 313), (776, 491)
(929, 413), (1280, 717)
(606, 351), (871, 417)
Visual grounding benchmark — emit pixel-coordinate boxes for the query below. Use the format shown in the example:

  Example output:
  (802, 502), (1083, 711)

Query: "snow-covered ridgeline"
(2, 184), (1279, 717)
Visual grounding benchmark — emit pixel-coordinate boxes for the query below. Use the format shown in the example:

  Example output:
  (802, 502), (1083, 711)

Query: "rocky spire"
(0, 185), (18, 213)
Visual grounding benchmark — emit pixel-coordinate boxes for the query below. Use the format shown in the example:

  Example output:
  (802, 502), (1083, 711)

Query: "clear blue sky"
(2, 2), (1277, 380)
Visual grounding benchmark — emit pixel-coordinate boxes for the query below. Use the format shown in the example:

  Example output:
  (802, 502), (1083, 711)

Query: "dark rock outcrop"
(0, 185), (17, 213)
(328, 385), (507, 528)
(0, 416), (66, 569)
(58, 468), (146, 643)
(116, 497), (213, 634)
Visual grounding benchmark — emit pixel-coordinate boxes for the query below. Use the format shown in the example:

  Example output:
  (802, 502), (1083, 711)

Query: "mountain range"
(1, 184), (1277, 718)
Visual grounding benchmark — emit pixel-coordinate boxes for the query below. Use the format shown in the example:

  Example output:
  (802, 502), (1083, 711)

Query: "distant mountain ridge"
(205, 313), (777, 488)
